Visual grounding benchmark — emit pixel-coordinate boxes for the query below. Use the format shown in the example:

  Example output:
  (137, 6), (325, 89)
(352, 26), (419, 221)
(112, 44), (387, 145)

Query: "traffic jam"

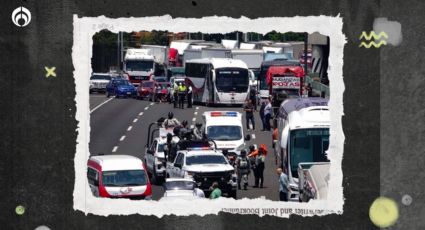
(88, 31), (331, 202)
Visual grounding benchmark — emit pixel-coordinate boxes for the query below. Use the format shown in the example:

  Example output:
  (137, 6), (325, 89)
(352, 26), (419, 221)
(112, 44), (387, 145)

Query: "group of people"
(243, 97), (273, 132)
(172, 82), (192, 109)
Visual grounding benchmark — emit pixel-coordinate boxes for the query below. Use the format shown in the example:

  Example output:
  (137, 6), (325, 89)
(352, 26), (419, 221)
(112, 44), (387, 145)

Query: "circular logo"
(11, 6), (31, 27)
(15, 205), (25, 215)
(369, 197), (399, 228)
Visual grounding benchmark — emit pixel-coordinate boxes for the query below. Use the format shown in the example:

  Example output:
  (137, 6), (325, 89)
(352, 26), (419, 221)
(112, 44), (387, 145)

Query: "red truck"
(266, 65), (305, 98)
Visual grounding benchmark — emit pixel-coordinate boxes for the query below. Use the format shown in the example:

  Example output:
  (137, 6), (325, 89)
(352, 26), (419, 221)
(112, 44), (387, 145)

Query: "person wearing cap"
(209, 182), (222, 199)
(178, 82), (187, 109)
(235, 150), (251, 190)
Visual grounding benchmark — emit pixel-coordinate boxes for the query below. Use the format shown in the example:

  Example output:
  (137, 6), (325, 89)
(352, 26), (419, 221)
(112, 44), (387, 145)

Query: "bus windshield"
(125, 60), (154, 72)
(215, 68), (249, 93)
(207, 125), (242, 141)
(289, 128), (330, 178)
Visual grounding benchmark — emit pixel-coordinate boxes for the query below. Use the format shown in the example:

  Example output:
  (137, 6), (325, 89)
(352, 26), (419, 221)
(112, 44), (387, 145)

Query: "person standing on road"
(259, 101), (266, 131)
(173, 83), (179, 108)
(178, 82), (187, 109)
(249, 87), (257, 111)
(187, 85), (193, 108)
(235, 150), (251, 190)
(264, 98), (273, 131)
(209, 182), (222, 199)
(243, 99), (255, 130)
(254, 147), (266, 188)
(272, 127), (279, 165)
(277, 167), (290, 202)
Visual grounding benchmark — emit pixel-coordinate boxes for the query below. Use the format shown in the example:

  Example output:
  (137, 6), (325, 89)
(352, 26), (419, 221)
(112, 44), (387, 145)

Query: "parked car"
(136, 80), (155, 100)
(87, 155), (152, 200)
(106, 79), (137, 98)
(90, 73), (111, 94)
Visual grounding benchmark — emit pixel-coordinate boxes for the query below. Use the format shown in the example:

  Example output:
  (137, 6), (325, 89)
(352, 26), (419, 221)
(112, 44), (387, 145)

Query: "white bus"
(276, 97), (330, 202)
(185, 58), (250, 105)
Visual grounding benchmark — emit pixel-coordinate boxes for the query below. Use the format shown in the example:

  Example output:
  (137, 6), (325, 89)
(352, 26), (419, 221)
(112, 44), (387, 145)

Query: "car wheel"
(89, 89), (93, 94)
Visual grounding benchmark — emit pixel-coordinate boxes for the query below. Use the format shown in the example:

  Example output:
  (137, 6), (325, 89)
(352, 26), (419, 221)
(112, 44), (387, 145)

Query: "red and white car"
(87, 155), (152, 200)
(136, 80), (155, 100)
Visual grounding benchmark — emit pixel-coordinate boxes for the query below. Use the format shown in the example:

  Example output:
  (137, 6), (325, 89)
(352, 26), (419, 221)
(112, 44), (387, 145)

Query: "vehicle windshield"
(259, 66), (269, 90)
(164, 181), (195, 190)
(115, 80), (131, 86)
(289, 128), (330, 178)
(102, 170), (147, 187)
(215, 68), (249, 93)
(207, 125), (242, 141)
(186, 155), (228, 165)
(125, 60), (154, 72)
(157, 144), (165, 152)
(91, 75), (111, 80)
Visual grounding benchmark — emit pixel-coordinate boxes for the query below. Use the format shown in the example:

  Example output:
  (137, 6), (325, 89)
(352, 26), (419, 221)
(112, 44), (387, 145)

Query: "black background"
(0, 0), (423, 229)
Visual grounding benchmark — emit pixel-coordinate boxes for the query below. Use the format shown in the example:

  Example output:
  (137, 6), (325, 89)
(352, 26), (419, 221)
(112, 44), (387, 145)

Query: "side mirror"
(245, 134), (251, 141)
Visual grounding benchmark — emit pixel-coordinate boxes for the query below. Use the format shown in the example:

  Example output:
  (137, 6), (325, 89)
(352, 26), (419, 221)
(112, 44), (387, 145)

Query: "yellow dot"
(369, 197), (399, 228)
(15, 205), (25, 215)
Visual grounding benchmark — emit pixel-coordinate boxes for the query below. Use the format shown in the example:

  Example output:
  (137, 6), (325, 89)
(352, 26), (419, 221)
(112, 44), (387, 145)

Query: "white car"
(160, 178), (205, 201)
(90, 73), (111, 93)
(144, 128), (179, 184)
(166, 148), (238, 198)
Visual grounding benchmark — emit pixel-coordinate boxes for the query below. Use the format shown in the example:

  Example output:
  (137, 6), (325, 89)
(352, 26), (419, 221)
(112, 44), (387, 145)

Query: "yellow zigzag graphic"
(359, 31), (388, 40)
(359, 40), (387, 48)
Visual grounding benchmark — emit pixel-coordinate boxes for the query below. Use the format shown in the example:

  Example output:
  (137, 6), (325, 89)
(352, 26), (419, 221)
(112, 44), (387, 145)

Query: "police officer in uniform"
(178, 82), (187, 109)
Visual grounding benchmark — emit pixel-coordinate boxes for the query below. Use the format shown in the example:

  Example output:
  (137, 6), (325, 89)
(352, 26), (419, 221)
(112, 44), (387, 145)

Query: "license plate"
(127, 92), (131, 95)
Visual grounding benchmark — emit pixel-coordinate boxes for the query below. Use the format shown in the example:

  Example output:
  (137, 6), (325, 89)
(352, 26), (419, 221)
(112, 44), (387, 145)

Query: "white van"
(202, 111), (250, 153)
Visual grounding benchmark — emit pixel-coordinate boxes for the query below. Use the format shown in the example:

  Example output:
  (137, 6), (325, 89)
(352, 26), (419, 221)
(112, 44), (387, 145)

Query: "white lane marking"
(120, 135), (126, 141)
(144, 107), (149, 110)
(112, 146), (118, 152)
(90, 98), (113, 113)
(196, 107), (199, 110)
(127, 126), (133, 131)
(194, 111), (198, 115)
(150, 102), (154, 106)
(192, 117), (196, 122)
(251, 134), (256, 139)
(133, 118), (138, 123)
(139, 112), (144, 116)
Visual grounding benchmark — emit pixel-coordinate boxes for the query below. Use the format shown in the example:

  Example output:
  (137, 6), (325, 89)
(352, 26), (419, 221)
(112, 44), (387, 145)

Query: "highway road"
(89, 93), (280, 201)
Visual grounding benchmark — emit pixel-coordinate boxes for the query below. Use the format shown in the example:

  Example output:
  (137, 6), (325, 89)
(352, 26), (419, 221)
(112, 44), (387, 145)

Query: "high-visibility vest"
(178, 85), (187, 93)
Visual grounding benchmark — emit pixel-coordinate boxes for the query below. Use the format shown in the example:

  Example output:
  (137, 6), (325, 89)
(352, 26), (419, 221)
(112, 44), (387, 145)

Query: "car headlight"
(289, 183), (299, 191)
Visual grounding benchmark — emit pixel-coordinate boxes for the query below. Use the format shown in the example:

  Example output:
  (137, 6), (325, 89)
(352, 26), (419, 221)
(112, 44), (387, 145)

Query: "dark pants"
(246, 114), (255, 130)
(254, 167), (264, 187)
(279, 191), (288, 201)
(178, 93), (185, 109)
(173, 93), (178, 108)
(250, 98), (257, 111)
(265, 113), (271, 131)
(260, 114), (265, 130)
(187, 93), (192, 108)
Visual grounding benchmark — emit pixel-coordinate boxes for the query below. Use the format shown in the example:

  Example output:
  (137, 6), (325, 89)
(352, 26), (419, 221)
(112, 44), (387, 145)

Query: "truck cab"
(124, 48), (164, 86)
(166, 145), (237, 198)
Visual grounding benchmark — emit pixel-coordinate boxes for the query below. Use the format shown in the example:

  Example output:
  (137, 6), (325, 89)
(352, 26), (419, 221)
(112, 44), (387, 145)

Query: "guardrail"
(304, 74), (330, 98)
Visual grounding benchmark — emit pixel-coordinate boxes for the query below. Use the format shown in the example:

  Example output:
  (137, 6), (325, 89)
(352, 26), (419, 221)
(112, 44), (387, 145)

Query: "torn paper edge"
(72, 15), (346, 218)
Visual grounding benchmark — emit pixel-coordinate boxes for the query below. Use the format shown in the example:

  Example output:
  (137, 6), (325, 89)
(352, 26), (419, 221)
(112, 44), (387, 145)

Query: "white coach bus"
(185, 58), (250, 105)
(276, 97), (330, 202)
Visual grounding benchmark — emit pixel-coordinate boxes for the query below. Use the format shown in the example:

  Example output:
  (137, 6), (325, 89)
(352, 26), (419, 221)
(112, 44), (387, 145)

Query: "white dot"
(402, 194), (412, 206)
(35, 226), (51, 230)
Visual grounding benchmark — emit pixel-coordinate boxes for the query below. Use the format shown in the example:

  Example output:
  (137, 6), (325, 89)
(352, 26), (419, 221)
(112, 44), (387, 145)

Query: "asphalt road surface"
(89, 93), (280, 201)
